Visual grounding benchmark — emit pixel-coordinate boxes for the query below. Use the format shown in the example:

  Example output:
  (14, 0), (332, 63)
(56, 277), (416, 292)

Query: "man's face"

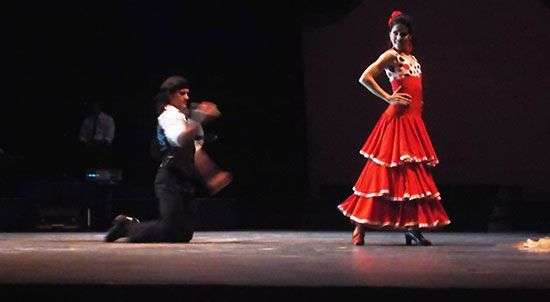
(170, 88), (190, 110)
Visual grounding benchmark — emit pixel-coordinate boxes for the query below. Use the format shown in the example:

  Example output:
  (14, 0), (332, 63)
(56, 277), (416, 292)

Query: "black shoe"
(405, 229), (432, 246)
(104, 215), (140, 242)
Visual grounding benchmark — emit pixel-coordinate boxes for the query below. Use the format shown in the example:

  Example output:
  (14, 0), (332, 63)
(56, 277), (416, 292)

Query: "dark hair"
(388, 12), (414, 40)
(155, 75), (190, 114)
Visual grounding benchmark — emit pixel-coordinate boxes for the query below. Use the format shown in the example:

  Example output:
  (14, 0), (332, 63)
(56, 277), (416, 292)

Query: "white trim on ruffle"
(359, 151), (439, 167)
(337, 205), (451, 229)
(352, 187), (442, 201)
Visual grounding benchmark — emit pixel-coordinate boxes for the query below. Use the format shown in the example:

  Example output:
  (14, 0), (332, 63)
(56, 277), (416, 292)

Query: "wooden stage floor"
(1, 231), (549, 300)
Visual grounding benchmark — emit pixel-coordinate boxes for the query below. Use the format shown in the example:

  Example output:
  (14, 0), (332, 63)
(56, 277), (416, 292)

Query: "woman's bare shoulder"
(380, 48), (398, 60)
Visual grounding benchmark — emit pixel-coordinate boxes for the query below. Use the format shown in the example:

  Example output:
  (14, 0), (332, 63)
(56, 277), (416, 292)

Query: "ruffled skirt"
(338, 111), (450, 230)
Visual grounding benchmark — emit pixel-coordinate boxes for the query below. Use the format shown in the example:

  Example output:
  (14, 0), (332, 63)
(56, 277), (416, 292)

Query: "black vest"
(151, 123), (197, 179)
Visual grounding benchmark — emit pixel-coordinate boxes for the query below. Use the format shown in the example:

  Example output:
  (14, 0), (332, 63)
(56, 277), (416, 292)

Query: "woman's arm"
(359, 50), (411, 105)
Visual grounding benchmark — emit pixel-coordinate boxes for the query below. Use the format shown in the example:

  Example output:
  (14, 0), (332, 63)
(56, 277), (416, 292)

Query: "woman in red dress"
(338, 11), (451, 246)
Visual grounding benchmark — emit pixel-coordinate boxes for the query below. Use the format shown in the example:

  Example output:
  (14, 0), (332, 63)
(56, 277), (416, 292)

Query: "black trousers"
(126, 167), (197, 243)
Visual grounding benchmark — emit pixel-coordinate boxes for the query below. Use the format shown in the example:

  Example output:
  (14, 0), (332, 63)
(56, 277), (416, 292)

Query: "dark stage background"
(3, 1), (549, 231)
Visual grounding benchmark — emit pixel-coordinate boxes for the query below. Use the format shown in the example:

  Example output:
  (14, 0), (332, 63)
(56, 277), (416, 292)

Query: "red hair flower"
(388, 10), (403, 27)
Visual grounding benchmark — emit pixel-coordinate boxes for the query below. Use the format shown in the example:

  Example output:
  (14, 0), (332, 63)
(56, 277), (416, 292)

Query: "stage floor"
(1, 231), (549, 287)
(1, 231), (550, 300)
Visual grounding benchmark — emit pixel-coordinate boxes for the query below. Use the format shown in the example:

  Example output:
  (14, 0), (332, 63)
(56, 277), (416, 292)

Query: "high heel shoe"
(404, 229), (432, 246)
(352, 225), (365, 246)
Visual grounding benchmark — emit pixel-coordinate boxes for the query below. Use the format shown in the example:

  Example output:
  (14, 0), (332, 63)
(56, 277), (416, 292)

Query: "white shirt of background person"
(78, 112), (116, 145)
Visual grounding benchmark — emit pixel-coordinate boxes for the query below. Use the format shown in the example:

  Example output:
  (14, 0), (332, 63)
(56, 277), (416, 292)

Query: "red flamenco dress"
(338, 51), (451, 230)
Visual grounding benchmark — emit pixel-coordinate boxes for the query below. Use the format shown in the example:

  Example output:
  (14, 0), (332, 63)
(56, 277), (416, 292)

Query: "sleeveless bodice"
(384, 51), (423, 115)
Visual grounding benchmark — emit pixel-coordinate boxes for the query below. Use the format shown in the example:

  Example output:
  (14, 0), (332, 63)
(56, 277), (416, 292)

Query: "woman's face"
(389, 23), (412, 52)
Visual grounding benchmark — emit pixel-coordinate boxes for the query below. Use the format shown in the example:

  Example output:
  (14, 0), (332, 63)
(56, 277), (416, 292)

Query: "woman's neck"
(393, 40), (413, 54)
(393, 46), (413, 55)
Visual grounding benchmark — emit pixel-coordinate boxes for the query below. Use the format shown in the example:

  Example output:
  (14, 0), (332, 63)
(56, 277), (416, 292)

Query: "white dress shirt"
(158, 105), (204, 150)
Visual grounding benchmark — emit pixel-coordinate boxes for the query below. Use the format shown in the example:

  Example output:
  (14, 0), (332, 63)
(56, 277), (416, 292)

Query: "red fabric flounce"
(352, 161), (440, 201)
(338, 195), (450, 230)
(359, 112), (438, 167)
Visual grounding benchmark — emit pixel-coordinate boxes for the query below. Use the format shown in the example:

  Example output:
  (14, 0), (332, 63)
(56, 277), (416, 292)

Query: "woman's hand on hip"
(387, 86), (412, 105)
